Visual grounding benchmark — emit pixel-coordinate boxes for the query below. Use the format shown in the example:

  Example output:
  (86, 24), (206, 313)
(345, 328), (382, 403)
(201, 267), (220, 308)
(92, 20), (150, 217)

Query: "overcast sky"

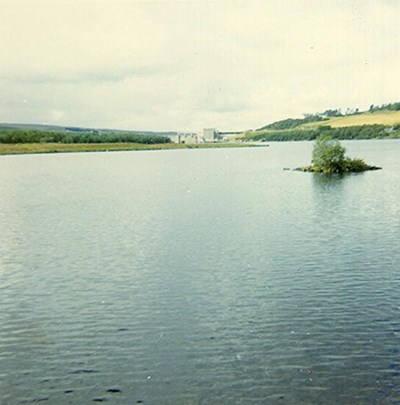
(1, 0), (400, 132)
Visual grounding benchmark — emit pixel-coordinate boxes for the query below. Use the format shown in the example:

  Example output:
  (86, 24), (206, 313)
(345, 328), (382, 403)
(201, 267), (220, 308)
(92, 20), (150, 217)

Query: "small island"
(295, 135), (382, 173)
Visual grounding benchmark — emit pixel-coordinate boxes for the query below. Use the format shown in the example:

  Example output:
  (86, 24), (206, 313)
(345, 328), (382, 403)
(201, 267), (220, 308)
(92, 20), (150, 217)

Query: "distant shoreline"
(0, 142), (264, 156)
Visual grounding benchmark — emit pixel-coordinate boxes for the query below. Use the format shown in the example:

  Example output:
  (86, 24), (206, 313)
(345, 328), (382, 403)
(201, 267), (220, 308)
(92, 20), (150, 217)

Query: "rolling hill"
(246, 104), (400, 142)
(303, 110), (400, 129)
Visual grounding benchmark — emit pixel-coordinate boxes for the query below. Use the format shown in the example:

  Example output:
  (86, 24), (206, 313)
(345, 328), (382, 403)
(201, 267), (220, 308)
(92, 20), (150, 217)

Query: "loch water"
(0, 140), (399, 404)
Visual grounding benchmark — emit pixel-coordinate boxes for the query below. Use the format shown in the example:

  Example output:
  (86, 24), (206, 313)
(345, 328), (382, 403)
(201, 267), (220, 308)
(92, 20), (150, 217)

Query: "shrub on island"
(296, 135), (381, 173)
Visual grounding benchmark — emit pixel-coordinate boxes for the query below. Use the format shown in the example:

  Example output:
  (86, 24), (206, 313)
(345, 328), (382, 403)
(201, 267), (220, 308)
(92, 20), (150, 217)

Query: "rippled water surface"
(1, 140), (400, 404)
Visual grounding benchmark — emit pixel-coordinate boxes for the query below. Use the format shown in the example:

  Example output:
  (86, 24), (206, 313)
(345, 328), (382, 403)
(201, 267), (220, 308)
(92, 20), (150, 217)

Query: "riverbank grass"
(0, 142), (260, 156)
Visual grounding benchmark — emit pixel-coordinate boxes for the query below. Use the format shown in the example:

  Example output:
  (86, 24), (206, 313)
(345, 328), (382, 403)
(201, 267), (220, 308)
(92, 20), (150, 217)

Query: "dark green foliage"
(246, 124), (399, 142)
(311, 136), (346, 173)
(250, 129), (320, 141)
(341, 158), (371, 172)
(369, 102), (400, 112)
(0, 129), (171, 144)
(321, 109), (343, 117)
(303, 135), (379, 174)
(304, 156), (376, 173)
(328, 124), (387, 139)
(257, 115), (326, 131)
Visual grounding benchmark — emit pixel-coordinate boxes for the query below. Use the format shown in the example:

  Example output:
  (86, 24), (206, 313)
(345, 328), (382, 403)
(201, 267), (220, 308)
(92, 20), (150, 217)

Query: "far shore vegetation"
(243, 102), (400, 142)
(0, 128), (173, 145)
(296, 135), (381, 174)
(0, 128), (265, 155)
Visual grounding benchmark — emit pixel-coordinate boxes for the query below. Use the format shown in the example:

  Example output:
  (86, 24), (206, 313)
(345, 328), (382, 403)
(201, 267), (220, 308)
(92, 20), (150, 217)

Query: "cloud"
(6, 66), (168, 85)
(1, 0), (399, 131)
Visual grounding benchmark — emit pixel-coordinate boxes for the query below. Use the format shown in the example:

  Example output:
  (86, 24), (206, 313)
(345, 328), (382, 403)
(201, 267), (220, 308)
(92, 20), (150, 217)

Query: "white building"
(170, 133), (198, 144)
(201, 128), (221, 143)
(170, 128), (241, 144)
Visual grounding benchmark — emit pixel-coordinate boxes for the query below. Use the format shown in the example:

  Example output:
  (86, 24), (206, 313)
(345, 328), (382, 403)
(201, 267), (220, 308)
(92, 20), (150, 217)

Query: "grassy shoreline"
(0, 142), (261, 156)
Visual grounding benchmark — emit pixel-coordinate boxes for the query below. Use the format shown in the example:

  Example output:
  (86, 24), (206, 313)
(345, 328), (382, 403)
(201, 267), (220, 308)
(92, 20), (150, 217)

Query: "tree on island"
(297, 135), (381, 173)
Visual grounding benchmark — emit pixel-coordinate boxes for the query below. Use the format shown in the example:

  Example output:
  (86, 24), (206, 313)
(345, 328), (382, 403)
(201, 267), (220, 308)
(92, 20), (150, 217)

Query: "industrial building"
(171, 128), (239, 144)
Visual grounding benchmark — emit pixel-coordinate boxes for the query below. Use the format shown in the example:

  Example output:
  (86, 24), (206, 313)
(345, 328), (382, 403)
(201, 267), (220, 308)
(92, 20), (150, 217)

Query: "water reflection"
(311, 172), (348, 189)
(311, 172), (347, 212)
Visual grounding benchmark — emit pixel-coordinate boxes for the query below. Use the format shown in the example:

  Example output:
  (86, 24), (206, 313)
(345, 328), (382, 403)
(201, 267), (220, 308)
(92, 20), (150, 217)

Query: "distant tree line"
(0, 129), (171, 144)
(246, 124), (400, 142)
(320, 109), (343, 117)
(257, 115), (327, 131)
(369, 102), (400, 112)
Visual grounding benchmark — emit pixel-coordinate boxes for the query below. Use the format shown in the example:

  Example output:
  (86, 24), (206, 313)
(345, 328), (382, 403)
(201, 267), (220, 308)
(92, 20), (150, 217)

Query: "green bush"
(306, 135), (378, 173)
(342, 158), (370, 172)
(311, 136), (346, 173)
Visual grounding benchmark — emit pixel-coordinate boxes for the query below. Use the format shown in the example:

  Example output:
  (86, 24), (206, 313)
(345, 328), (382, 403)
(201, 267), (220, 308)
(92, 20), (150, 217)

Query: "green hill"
(246, 103), (400, 142)
(312, 110), (400, 128)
